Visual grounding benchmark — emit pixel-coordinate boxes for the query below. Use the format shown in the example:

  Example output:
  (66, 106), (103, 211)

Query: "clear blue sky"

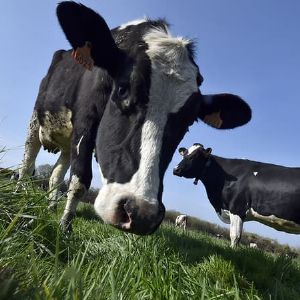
(1, 1), (300, 247)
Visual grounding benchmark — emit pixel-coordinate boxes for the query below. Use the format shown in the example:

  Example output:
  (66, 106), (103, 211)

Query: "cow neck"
(193, 158), (211, 185)
(198, 156), (228, 211)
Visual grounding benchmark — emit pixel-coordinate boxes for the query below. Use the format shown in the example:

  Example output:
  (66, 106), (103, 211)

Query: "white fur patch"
(217, 209), (230, 224)
(76, 135), (84, 155)
(63, 175), (86, 215)
(48, 151), (70, 202)
(229, 212), (243, 247)
(253, 171), (258, 176)
(19, 110), (41, 179)
(95, 27), (199, 223)
(187, 144), (202, 155)
(144, 28), (195, 84)
(118, 18), (147, 30)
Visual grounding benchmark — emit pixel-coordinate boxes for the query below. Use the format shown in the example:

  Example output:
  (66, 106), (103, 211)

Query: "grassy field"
(1, 175), (300, 300)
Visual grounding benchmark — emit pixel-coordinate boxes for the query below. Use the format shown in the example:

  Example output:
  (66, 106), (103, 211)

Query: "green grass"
(1, 175), (300, 300)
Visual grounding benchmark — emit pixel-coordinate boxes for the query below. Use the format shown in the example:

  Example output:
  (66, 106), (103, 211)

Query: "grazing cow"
(249, 243), (258, 249)
(0, 168), (15, 179)
(0, 168), (19, 181)
(173, 143), (300, 246)
(19, 2), (251, 235)
(175, 214), (187, 230)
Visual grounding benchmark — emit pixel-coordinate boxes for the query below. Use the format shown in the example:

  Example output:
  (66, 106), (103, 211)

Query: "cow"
(249, 242), (258, 249)
(175, 214), (187, 230)
(0, 168), (16, 179)
(173, 143), (300, 247)
(18, 2), (251, 235)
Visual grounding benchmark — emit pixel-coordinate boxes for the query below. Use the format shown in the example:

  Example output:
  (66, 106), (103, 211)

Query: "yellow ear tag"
(71, 41), (94, 70)
(204, 111), (223, 128)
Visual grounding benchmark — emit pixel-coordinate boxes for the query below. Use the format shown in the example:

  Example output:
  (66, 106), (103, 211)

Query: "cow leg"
(48, 150), (70, 210)
(17, 111), (41, 188)
(229, 212), (243, 248)
(60, 174), (87, 232)
(59, 131), (95, 233)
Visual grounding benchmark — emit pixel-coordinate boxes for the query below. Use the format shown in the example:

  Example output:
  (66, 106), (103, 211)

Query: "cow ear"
(206, 148), (212, 155)
(57, 2), (124, 76)
(178, 147), (187, 156)
(198, 94), (251, 129)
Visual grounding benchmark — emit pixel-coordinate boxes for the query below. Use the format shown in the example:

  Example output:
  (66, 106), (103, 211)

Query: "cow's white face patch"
(186, 144), (202, 156)
(248, 208), (300, 233)
(118, 18), (147, 30)
(253, 171), (258, 176)
(95, 27), (199, 222)
(133, 28), (198, 194)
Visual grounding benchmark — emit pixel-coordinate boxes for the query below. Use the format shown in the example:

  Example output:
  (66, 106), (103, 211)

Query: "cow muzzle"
(173, 166), (183, 177)
(94, 190), (165, 235)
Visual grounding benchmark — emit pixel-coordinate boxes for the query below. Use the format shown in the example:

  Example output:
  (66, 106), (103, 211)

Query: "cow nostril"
(173, 167), (182, 176)
(115, 198), (136, 230)
(116, 200), (130, 224)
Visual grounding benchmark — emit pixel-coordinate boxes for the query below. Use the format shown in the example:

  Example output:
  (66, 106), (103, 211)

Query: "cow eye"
(118, 85), (129, 99)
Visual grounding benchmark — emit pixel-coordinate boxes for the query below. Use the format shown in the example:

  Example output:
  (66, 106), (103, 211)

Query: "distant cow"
(0, 168), (19, 180)
(175, 214), (187, 230)
(19, 2), (251, 235)
(249, 243), (258, 249)
(173, 143), (300, 247)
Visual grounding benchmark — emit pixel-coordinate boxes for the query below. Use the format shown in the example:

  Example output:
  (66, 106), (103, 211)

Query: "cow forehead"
(143, 28), (197, 84)
(143, 27), (199, 115)
(187, 144), (202, 155)
(118, 18), (148, 30)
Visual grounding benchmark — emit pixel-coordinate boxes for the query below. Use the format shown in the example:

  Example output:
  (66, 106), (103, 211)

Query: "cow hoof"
(59, 214), (74, 234)
(59, 219), (72, 235)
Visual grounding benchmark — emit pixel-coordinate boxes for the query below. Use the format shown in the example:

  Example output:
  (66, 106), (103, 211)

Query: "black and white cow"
(19, 2), (251, 235)
(249, 243), (258, 249)
(175, 214), (187, 230)
(173, 144), (300, 246)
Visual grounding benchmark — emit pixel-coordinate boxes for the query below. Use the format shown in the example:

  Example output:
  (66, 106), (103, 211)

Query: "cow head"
(57, 2), (251, 235)
(173, 143), (212, 179)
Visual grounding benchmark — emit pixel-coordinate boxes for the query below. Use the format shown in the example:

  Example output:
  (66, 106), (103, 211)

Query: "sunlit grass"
(1, 174), (300, 299)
